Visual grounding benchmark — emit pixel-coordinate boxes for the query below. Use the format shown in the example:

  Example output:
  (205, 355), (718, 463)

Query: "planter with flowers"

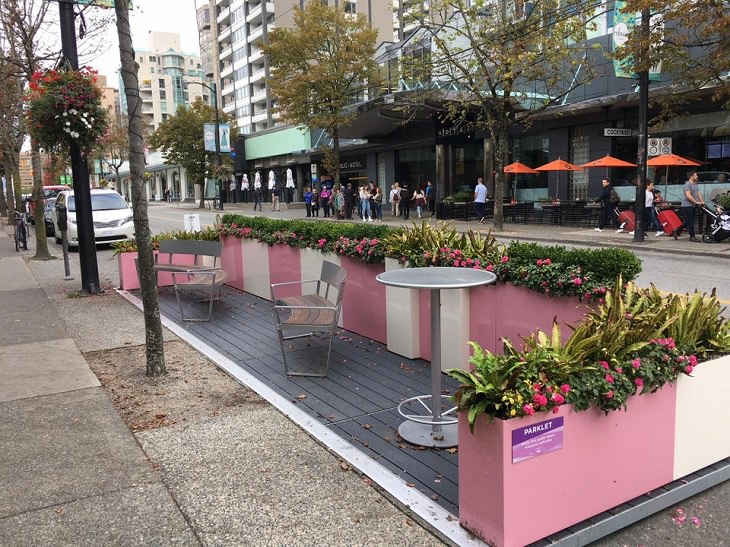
(25, 67), (109, 155)
(450, 280), (730, 547)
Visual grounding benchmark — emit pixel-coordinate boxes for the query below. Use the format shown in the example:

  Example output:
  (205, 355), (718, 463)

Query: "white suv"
(53, 189), (134, 247)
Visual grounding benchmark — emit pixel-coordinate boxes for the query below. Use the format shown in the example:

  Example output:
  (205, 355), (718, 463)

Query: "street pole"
(212, 81), (223, 210)
(58, 0), (100, 293)
(633, 8), (650, 243)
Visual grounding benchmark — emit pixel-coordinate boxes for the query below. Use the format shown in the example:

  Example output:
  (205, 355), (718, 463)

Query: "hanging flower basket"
(25, 67), (109, 155)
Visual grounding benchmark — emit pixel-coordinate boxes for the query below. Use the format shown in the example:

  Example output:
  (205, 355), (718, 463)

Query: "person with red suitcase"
(593, 178), (622, 232)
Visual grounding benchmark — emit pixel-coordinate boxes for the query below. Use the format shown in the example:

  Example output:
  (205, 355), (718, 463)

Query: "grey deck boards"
(157, 285), (461, 514)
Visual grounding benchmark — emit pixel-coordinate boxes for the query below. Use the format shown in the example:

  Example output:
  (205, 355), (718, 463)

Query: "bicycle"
(14, 210), (29, 252)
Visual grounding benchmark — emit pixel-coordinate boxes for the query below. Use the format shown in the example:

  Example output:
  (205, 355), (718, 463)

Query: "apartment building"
(119, 31), (212, 134)
(206, 0), (394, 137)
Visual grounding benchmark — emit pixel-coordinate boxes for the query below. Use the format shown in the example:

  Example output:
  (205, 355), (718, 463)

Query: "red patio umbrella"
(535, 158), (582, 199)
(579, 155), (637, 179)
(504, 162), (539, 200)
(647, 153), (701, 196)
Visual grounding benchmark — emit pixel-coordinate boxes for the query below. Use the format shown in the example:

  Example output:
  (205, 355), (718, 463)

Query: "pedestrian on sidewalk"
(311, 187), (320, 217)
(474, 177), (487, 223)
(644, 181), (664, 237)
(594, 178), (621, 232)
(303, 186), (313, 217)
(271, 185), (281, 211)
(412, 186), (427, 219)
(253, 187), (263, 211)
(390, 183), (400, 217)
(344, 183), (355, 220)
(674, 171), (704, 241)
(359, 184), (373, 221)
(426, 180), (435, 216)
(400, 184), (411, 220)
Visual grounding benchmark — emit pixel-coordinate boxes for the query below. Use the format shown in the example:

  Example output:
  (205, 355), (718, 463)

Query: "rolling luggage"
(616, 209), (635, 232)
(658, 209), (683, 236)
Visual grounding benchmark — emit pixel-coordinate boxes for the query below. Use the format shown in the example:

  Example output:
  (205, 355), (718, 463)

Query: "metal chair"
(270, 261), (346, 377)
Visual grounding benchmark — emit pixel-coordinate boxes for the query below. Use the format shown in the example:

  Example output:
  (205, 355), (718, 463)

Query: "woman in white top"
(359, 185), (373, 221)
(411, 187), (426, 219)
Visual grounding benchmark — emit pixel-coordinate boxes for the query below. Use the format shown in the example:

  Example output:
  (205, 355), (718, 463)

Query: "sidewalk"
(191, 199), (730, 259)
(1, 214), (729, 546)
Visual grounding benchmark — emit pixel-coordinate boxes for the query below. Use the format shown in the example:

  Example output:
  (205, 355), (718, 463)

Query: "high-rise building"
(205, 0), (394, 137)
(118, 31), (212, 133)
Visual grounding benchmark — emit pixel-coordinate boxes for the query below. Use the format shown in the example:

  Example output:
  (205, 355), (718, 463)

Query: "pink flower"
(543, 258), (551, 265)
(605, 373), (614, 384)
(486, 264), (494, 272)
(560, 384), (570, 394)
(600, 361), (610, 370)
(632, 359), (641, 369)
(685, 365), (694, 375)
(501, 255), (509, 264)
(551, 393), (565, 405)
(615, 366), (623, 374)
(533, 393), (548, 407)
(536, 259), (543, 266)
(533, 383), (542, 392)
(552, 406), (560, 414)
(572, 277), (582, 285)
(635, 378), (644, 387)
(689, 355), (698, 366)
(605, 390), (614, 399)
(522, 404), (536, 416)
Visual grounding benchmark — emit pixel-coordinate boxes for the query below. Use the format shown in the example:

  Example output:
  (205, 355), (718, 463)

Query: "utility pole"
(58, 0), (100, 293)
(633, 8), (650, 243)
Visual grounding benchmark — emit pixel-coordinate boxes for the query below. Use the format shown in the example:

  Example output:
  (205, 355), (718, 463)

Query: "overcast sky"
(85, 0), (202, 84)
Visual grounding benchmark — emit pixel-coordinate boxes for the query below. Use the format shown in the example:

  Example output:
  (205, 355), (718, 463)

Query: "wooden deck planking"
(156, 286), (463, 516)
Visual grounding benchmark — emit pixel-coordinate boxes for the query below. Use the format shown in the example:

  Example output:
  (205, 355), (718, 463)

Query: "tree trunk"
(491, 127), (509, 232)
(332, 127), (341, 187)
(1, 153), (11, 219)
(115, 0), (166, 378)
(31, 142), (52, 259)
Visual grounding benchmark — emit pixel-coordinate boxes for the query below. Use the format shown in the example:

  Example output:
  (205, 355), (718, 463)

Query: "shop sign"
(604, 128), (632, 137)
(648, 137), (672, 156)
(340, 158), (365, 171)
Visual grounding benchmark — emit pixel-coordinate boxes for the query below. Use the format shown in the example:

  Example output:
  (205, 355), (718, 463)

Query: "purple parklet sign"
(512, 416), (564, 464)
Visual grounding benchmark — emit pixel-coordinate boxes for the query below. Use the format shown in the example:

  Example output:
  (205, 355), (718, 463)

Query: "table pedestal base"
(398, 420), (458, 448)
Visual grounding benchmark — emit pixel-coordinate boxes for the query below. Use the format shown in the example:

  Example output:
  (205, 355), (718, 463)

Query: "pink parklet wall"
(458, 387), (677, 547)
(221, 236), (244, 290)
(340, 257), (387, 344)
(268, 245), (303, 299)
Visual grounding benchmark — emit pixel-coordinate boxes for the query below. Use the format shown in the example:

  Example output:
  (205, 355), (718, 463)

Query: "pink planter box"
(340, 257), (386, 344)
(459, 390), (677, 547)
(117, 251), (197, 291)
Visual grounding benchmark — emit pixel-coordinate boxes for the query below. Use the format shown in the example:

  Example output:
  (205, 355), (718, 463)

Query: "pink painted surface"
(117, 251), (200, 291)
(340, 257), (387, 344)
(459, 388), (677, 547)
(118, 252), (139, 291)
(221, 236), (244, 290)
(470, 284), (591, 354)
(268, 245), (302, 299)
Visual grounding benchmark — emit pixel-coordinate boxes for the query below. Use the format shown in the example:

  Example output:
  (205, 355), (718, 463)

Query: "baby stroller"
(701, 201), (730, 243)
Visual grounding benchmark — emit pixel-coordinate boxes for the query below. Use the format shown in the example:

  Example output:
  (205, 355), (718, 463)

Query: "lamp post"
(633, 8), (651, 243)
(191, 81), (222, 206)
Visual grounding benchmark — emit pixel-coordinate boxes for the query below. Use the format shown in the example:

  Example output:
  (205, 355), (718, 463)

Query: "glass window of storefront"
(396, 147), (435, 191)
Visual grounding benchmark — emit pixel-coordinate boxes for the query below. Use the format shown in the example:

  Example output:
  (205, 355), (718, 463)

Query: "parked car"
(44, 197), (57, 237)
(28, 185), (69, 225)
(52, 189), (134, 247)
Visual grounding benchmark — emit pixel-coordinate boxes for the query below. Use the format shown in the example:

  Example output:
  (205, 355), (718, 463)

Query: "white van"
(52, 189), (134, 247)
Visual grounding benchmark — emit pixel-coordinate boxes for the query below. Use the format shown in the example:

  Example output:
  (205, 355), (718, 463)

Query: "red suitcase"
(658, 209), (683, 236)
(616, 209), (635, 232)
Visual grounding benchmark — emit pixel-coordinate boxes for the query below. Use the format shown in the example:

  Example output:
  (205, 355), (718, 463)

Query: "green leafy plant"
(450, 278), (730, 426)
(110, 227), (219, 256)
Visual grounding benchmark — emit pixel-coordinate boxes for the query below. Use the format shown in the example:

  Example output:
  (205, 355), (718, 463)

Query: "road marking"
(653, 288), (730, 306)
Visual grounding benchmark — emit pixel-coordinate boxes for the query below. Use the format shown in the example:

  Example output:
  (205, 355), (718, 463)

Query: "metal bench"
(155, 240), (228, 322)
(270, 261), (346, 377)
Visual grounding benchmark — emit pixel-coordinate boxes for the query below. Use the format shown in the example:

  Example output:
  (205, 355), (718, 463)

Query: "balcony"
(217, 6), (230, 25)
(219, 44), (233, 62)
(221, 82), (236, 97)
(218, 26), (231, 42)
(246, 2), (274, 24)
(249, 48), (263, 64)
(249, 67), (266, 84)
(251, 110), (268, 124)
(247, 26), (264, 44)
(250, 88), (268, 104)
(220, 62), (234, 79)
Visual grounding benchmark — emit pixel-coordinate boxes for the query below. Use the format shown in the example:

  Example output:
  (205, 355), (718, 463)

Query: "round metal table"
(376, 267), (497, 447)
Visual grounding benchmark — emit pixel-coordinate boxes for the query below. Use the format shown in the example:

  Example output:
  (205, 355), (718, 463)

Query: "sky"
(84, 0), (203, 85)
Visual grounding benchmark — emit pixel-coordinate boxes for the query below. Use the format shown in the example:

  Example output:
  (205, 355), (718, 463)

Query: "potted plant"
(25, 67), (109, 155)
(449, 279), (730, 547)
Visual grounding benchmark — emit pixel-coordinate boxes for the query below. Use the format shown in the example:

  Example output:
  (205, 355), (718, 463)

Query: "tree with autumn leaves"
(148, 100), (235, 210)
(261, 0), (378, 186)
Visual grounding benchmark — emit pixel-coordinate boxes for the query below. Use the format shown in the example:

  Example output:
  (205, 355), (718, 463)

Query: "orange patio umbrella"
(535, 158), (582, 199)
(647, 154), (702, 196)
(579, 155), (636, 178)
(504, 162), (539, 200)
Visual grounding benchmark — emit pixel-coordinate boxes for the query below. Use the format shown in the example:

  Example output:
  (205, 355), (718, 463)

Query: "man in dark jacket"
(594, 178), (620, 231)
(400, 184), (411, 219)
(344, 183), (355, 220)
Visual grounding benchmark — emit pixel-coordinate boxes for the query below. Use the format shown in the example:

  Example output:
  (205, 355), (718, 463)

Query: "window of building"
(160, 101), (167, 112)
(159, 90), (167, 100)
(345, 0), (357, 13)
(158, 79), (166, 88)
(139, 56), (144, 63)
(162, 113), (168, 122)
(150, 55), (156, 62)
(150, 67), (155, 73)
